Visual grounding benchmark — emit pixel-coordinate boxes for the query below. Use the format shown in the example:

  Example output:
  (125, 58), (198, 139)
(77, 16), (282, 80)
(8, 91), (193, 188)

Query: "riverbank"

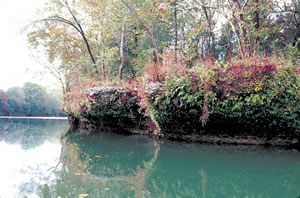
(162, 133), (300, 150)
(64, 56), (299, 148)
(67, 115), (300, 151)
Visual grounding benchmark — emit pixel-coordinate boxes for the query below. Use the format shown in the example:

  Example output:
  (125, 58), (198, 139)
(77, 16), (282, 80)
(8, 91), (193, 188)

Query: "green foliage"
(81, 91), (141, 127)
(146, 75), (206, 134)
(287, 38), (300, 65)
(26, 0), (300, 136)
(213, 65), (300, 133)
(146, 56), (300, 135)
(28, 0), (300, 86)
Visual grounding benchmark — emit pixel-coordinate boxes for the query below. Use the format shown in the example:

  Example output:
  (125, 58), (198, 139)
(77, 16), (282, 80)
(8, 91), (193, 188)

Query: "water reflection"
(0, 118), (300, 198)
(0, 118), (68, 149)
(40, 132), (161, 198)
(45, 131), (300, 198)
(0, 118), (69, 197)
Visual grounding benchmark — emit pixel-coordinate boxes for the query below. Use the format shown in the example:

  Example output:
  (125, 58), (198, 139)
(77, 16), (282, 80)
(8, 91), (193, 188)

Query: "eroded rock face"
(145, 82), (164, 96)
(68, 116), (79, 131)
(88, 86), (127, 95)
(66, 84), (300, 149)
(88, 87), (128, 103)
(69, 86), (152, 135)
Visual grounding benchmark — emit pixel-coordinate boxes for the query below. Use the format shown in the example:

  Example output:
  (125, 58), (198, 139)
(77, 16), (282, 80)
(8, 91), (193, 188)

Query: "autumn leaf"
(78, 194), (89, 198)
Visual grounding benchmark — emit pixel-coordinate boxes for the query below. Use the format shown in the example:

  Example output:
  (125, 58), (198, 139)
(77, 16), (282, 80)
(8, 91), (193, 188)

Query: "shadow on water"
(1, 118), (300, 198)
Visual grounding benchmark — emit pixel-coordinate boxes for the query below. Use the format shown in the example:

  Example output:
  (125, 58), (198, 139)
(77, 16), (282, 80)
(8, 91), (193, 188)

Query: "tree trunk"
(64, 1), (101, 78)
(148, 28), (161, 64)
(134, 26), (138, 59)
(253, 0), (260, 44)
(239, 13), (250, 57)
(232, 0), (250, 57)
(119, 26), (126, 80)
(174, 0), (178, 62)
(292, 21), (300, 47)
(202, 3), (211, 56)
(227, 20), (244, 59)
(102, 49), (106, 79)
(121, 0), (161, 64)
(102, 59), (105, 79)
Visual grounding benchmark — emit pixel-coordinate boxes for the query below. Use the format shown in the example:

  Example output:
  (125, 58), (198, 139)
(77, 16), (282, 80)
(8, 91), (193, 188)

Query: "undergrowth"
(63, 51), (300, 135)
(145, 53), (300, 135)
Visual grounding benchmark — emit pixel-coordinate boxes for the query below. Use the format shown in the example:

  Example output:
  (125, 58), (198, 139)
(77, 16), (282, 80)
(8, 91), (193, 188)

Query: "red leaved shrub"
(144, 50), (188, 82)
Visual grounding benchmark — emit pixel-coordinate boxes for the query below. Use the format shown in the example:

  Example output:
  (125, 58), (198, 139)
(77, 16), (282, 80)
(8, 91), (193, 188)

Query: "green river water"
(0, 118), (299, 198)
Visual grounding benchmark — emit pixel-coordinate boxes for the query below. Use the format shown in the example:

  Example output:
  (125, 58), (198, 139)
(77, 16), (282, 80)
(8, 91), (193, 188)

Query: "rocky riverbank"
(67, 86), (154, 135)
(67, 84), (299, 149)
(65, 59), (299, 149)
(68, 114), (300, 149)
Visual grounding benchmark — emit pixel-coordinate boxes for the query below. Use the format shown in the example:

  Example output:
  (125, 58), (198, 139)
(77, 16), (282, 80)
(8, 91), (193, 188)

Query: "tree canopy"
(26, 0), (300, 96)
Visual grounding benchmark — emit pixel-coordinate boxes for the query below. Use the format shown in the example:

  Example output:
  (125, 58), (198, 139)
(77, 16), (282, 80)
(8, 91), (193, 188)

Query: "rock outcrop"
(67, 85), (300, 150)
(68, 86), (152, 135)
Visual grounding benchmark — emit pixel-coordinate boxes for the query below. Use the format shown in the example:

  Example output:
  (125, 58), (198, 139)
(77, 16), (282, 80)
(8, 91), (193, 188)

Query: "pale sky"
(0, 0), (57, 91)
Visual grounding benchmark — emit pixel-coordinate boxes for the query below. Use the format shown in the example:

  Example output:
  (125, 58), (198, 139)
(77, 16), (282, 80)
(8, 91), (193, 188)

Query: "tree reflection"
(39, 132), (161, 197)
(38, 131), (300, 198)
(2, 119), (299, 197)
(0, 118), (68, 150)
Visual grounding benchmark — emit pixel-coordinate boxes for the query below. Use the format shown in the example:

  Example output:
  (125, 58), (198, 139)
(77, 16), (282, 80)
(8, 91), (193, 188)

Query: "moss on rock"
(70, 86), (150, 134)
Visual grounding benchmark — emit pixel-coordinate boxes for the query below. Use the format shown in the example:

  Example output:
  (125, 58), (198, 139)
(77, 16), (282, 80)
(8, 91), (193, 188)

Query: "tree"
(27, 0), (300, 90)
(121, 0), (162, 64)
(28, 0), (103, 84)
(272, 0), (300, 47)
(43, 0), (101, 77)
(0, 90), (8, 116)
(2, 83), (64, 116)
(6, 87), (28, 115)
(119, 26), (126, 79)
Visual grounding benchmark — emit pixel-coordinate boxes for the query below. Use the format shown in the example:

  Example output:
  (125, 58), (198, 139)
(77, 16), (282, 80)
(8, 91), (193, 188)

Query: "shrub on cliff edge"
(146, 55), (300, 135)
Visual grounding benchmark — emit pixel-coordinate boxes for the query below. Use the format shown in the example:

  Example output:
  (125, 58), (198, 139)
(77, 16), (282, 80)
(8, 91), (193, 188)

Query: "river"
(0, 118), (299, 198)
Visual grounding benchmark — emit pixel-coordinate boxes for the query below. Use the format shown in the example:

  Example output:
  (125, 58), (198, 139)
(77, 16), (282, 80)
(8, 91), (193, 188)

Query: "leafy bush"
(146, 75), (206, 134)
(62, 72), (119, 116)
(146, 55), (300, 135)
(64, 52), (299, 136)
(287, 38), (300, 66)
(211, 57), (300, 134)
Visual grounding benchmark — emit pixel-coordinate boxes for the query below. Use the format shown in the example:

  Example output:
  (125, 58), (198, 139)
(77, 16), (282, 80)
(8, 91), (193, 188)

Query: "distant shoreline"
(0, 116), (68, 120)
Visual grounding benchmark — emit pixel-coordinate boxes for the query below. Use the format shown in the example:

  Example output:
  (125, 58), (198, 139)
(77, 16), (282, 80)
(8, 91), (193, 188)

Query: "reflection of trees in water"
(0, 119), (68, 149)
(38, 133), (209, 198)
(2, 119), (299, 197)
(37, 132), (300, 198)
(39, 133), (160, 198)
(200, 168), (207, 198)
